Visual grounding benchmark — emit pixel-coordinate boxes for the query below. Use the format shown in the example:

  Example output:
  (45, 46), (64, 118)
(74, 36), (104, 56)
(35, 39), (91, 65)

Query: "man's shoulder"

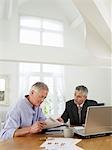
(66, 99), (74, 105)
(11, 98), (26, 111)
(85, 99), (98, 105)
(7, 100), (22, 116)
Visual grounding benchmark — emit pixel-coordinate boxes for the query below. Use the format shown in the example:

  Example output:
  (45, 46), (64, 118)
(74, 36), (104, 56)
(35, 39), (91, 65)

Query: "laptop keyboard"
(74, 126), (85, 134)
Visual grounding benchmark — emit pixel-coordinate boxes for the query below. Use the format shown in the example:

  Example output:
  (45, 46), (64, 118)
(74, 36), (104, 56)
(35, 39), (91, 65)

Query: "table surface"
(0, 133), (112, 150)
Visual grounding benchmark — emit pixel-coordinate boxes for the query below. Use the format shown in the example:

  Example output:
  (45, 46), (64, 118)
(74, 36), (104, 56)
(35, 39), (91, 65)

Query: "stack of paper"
(45, 125), (67, 134)
(40, 137), (84, 150)
(44, 117), (68, 129)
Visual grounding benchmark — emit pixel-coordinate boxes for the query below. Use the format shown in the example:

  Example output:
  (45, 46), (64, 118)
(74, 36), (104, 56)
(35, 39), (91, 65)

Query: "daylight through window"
(20, 16), (64, 47)
(19, 63), (65, 117)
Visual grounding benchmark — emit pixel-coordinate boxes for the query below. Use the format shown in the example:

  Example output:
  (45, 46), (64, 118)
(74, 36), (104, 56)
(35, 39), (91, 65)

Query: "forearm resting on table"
(14, 126), (31, 137)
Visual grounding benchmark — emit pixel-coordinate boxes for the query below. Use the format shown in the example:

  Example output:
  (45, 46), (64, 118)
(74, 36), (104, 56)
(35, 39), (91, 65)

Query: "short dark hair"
(75, 85), (88, 95)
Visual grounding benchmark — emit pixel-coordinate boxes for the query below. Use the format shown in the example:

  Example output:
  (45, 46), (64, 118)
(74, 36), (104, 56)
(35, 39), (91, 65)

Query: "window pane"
(19, 63), (40, 73)
(42, 77), (54, 116)
(29, 76), (40, 89)
(42, 32), (63, 47)
(20, 16), (64, 47)
(19, 62), (65, 116)
(20, 16), (41, 28)
(0, 79), (5, 91)
(43, 64), (63, 73)
(20, 28), (40, 45)
(43, 77), (53, 94)
(43, 19), (63, 31)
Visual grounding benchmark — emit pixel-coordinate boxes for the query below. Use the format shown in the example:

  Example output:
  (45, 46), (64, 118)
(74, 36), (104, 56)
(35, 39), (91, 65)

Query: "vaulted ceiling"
(0, 0), (111, 48)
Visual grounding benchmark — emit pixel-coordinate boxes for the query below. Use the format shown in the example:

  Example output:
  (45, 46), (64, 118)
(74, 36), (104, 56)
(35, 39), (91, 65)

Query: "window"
(0, 75), (9, 105)
(19, 63), (65, 117)
(20, 16), (64, 47)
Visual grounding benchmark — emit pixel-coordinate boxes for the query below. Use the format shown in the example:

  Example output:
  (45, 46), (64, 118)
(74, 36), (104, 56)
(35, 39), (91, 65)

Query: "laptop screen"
(84, 106), (112, 135)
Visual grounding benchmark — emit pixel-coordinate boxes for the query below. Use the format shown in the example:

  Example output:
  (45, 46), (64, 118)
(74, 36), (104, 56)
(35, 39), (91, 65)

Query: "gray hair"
(31, 82), (49, 93)
(75, 85), (88, 96)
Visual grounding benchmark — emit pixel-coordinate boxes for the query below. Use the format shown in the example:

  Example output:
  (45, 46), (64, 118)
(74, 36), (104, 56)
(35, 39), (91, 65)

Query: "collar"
(74, 99), (85, 108)
(25, 95), (34, 108)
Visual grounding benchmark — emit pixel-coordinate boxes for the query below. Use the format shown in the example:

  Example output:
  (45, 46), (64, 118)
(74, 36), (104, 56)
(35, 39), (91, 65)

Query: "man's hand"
(30, 121), (46, 133)
(14, 121), (47, 137)
(56, 117), (64, 123)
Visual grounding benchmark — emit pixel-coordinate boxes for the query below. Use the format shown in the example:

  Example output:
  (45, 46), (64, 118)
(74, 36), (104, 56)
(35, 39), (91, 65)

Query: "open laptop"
(74, 106), (112, 138)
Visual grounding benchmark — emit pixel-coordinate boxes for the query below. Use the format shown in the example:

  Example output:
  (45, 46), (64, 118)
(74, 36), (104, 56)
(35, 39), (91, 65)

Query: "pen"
(39, 137), (47, 141)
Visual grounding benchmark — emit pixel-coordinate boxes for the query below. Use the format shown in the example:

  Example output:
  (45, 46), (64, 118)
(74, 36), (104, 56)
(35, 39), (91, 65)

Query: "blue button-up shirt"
(0, 96), (46, 140)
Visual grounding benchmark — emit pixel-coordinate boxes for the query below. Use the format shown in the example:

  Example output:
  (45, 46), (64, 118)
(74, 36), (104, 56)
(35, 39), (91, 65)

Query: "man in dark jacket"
(57, 85), (98, 126)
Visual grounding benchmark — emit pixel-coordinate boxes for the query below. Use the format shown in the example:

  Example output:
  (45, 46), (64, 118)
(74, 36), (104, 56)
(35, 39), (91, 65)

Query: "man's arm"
(14, 127), (31, 137)
(60, 101), (70, 123)
(57, 117), (64, 123)
(14, 121), (46, 137)
(0, 109), (21, 140)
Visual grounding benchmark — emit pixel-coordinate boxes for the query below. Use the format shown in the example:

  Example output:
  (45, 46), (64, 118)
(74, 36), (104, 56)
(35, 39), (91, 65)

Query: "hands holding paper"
(14, 121), (47, 137)
(44, 117), (63, 129)
(30, 121), (47, 133)
(30, 117), (64, 133)
(31, 117), (66, 132)
(30, 117), (65, 132)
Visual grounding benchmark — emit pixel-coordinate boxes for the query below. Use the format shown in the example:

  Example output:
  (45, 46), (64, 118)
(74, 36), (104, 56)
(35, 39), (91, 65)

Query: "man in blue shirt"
(0, 82), (49, 140)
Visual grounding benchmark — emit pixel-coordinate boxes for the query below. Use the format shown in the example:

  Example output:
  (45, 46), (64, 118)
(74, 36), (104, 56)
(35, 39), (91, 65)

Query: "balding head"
(29, 82), (49, 106)
(31, 82), (49, 94)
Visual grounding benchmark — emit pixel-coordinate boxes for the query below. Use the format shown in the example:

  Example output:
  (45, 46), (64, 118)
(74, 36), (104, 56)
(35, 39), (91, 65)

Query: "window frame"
(19, 16), (64, 47)
(0, 75), (9, 106)
(19, 63), (65, 116)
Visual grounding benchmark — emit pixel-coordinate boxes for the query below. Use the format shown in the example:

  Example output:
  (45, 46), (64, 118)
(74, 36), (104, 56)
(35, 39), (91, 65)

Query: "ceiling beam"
(70, 15), (84, 29)
(72, 0), (111, 48)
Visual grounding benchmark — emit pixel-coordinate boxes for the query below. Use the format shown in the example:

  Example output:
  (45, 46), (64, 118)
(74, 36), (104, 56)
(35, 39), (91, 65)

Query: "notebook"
(74, 106), (112, 138)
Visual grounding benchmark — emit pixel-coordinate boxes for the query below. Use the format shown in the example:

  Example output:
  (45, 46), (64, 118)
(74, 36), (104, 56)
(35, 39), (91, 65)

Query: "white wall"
(0, 61), (111, 112)
(0, 0), (110, 66)
(86, 23), (111, 66)
(0, 0), (111, 111)
(0, 0), (86, 65)
(64, 65), (111, 105)
(0, 61), (19, 111)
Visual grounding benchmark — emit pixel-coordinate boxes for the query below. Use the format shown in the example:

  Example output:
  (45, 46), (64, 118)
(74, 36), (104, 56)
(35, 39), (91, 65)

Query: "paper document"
(40, 137), (83, 150)
(74, 126), (84, 130)
(45, 126), (67, 135)
(45, 117), (65, 129)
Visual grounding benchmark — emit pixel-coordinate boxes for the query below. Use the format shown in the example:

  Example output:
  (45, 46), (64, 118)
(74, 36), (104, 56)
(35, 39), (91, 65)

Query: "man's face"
(74, 90), (87, 105)
(31, 89), (48, 106)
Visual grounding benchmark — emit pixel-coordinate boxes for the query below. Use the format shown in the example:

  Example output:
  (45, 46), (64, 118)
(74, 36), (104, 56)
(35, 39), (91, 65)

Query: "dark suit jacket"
(61, 99), (97, 126)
